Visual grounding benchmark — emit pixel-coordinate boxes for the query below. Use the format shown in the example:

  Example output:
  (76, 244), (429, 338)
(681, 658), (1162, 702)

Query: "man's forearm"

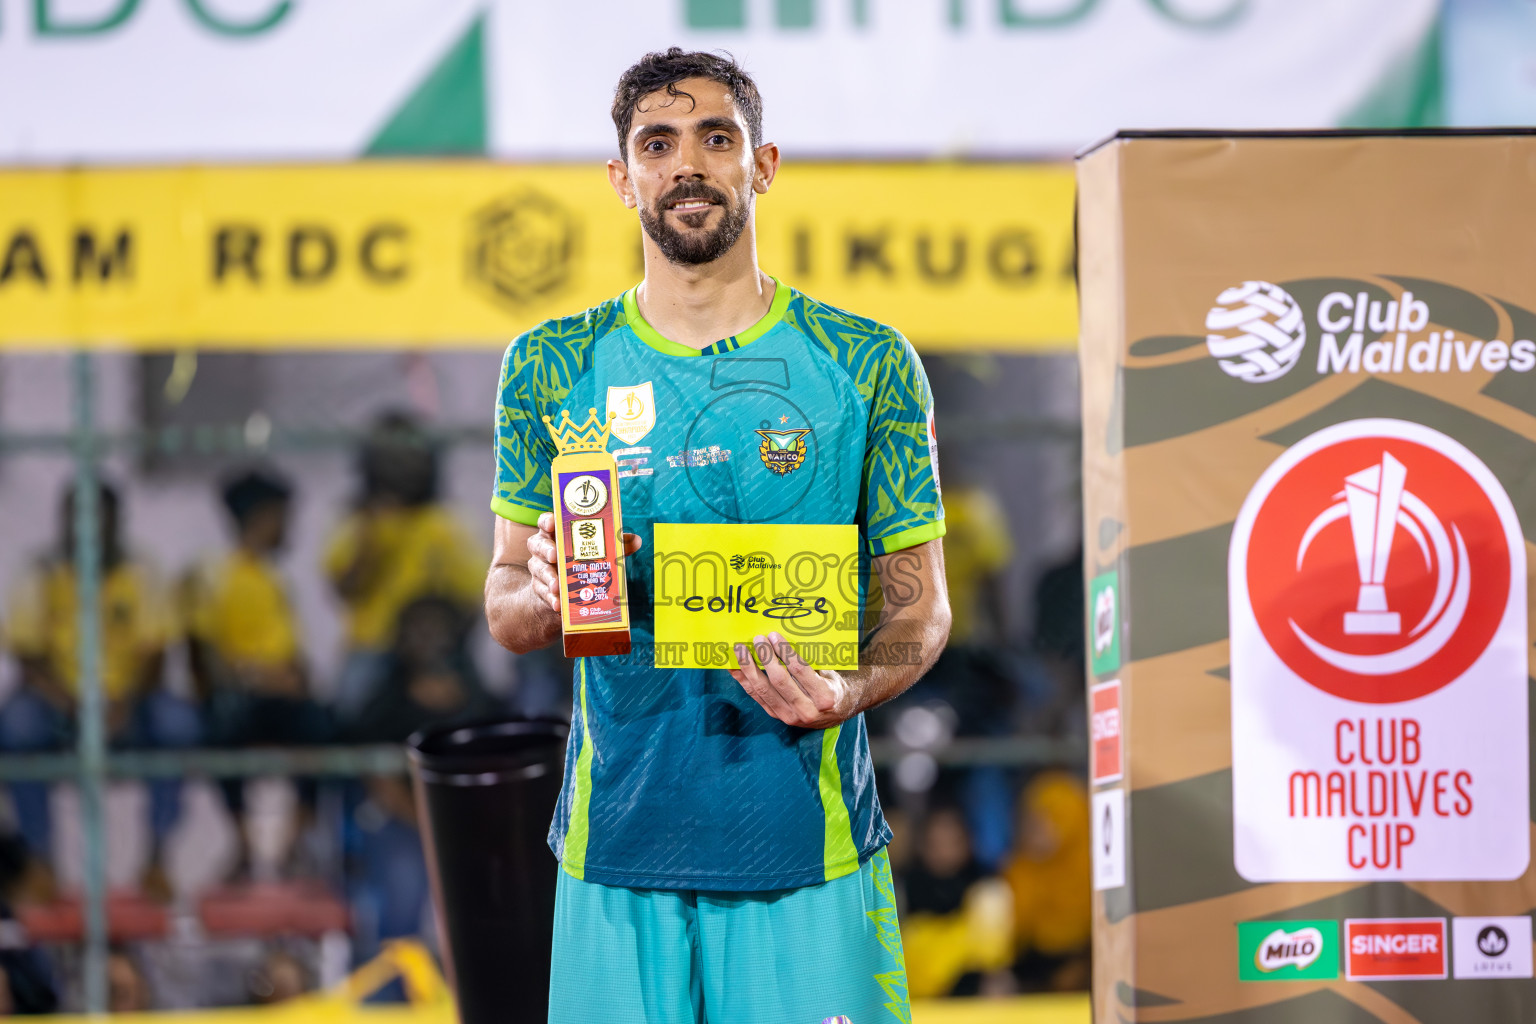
(848, 611), (948, 715)
(485, 563), (561, 654)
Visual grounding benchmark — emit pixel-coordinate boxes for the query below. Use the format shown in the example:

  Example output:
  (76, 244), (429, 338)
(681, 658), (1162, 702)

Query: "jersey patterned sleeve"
(862, 328), (946, 556)
(491, 302), (622, 525)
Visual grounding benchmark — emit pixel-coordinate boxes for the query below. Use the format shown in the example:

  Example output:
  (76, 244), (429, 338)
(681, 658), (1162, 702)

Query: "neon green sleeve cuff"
(868, 520), (946, 556)
(491, 497), (547, 526)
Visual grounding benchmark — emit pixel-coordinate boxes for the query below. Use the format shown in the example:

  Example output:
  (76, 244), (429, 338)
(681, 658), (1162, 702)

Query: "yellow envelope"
(651, 523), (860, 670)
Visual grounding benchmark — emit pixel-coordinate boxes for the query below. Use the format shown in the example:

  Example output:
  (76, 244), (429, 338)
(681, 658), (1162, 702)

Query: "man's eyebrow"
(693, 117), (743, 135)
(631, 123), (680, 143)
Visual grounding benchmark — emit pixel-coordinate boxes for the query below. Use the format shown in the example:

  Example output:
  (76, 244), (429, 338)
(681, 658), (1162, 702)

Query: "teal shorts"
(548, 849), (910, 1024)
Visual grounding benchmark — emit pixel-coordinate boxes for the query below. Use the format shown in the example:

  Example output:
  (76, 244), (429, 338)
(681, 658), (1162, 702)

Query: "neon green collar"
(622, 278), (791, 357)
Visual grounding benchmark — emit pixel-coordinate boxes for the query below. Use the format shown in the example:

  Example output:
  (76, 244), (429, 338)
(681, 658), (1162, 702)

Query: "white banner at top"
(492, 0), (1441, 158)
(0, 0), (1441, 163)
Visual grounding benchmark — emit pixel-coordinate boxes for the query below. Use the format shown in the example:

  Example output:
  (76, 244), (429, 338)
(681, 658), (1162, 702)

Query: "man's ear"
(752, 142), (781, 195)
(607, 157), (637, 210)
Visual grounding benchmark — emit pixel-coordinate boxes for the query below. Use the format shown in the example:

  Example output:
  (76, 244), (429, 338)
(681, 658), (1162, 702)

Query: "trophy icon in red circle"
(1240, 422), (1514, 704)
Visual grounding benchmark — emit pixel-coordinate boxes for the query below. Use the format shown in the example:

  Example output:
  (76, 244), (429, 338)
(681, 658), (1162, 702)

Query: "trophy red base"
(564, 631), (631, 658)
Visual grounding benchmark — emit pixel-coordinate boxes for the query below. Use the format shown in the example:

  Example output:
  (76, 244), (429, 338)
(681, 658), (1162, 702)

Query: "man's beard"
(639, 182), (753, 266)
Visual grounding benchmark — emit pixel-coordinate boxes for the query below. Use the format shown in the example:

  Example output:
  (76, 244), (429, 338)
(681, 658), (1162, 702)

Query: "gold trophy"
(542, 408), (631, 657)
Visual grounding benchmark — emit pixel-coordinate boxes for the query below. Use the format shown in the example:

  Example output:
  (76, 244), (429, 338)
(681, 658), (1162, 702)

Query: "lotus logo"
(1478, 925), (1510, 958)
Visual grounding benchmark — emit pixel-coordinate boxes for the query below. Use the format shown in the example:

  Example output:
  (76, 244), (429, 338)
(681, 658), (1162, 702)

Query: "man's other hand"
(730, 632), (858, 730)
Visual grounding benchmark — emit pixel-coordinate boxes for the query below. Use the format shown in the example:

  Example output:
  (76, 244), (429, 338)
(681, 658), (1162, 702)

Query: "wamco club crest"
(1228, 419), (1528, 882)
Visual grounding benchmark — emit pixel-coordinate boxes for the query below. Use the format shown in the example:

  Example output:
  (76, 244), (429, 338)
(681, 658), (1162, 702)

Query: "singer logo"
(1090, 681), (1122, 784)
(1241, 422), (1511, 704)
(1345, 919), (1447, 980)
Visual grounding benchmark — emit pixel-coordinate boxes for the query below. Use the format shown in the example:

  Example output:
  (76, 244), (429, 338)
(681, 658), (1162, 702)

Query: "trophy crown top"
(543, 408), (615, 454)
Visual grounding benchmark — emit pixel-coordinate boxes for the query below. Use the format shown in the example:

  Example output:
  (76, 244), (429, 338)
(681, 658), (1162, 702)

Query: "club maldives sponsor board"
(1237, 920), (1340, 981)
(1345, 919), (1447, 980)
(1205, 280), (1536, 384)
(1230, 419), (1529, 881)
(1452, 916), (1534, 980)
(1091, 681), (1122, 785)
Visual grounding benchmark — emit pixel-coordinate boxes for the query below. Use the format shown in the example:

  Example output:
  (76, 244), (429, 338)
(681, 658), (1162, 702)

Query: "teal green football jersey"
(492, 279), (945, 891)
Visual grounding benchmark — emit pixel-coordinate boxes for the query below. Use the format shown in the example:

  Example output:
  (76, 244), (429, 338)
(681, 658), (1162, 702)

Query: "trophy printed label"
(572, 518), (606, 561)
(558, 470), (622, 626)
(563, 474), (608, 517)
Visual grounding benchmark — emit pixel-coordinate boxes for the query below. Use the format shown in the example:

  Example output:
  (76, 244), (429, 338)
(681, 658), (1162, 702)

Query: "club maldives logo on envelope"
(651, 523), (860, 670)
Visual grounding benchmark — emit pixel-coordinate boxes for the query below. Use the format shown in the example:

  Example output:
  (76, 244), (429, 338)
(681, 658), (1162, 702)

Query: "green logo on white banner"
(1238, 921), (1340, 981)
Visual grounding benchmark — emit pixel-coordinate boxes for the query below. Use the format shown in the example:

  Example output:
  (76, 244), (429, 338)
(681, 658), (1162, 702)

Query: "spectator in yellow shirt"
(0, 482), (201, 896)
(941, 483), (1014, 648)
(185, 469), (332, 879)
(1002, 771), (1092, 992)
(323, 414), (485, 724)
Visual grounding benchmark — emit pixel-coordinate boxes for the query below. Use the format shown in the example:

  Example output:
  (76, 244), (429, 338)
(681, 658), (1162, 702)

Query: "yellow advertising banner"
(651, 523), (860, 671)
(0, 162), (1075, 351)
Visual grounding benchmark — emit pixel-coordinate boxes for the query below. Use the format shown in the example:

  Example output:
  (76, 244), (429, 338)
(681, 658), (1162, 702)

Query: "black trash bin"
(408, 718), (568, 1024)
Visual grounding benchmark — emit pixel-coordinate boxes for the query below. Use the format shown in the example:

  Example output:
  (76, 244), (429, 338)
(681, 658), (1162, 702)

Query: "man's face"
(244, 500), (289, 554)
(615, 78), (763, 266)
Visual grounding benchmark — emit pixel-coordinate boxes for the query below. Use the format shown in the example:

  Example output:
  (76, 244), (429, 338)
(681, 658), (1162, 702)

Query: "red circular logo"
(1246, 435), (1509, 703)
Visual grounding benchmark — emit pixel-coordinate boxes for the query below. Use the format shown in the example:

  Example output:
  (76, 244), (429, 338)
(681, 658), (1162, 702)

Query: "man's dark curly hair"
(611, 48), (763, 161)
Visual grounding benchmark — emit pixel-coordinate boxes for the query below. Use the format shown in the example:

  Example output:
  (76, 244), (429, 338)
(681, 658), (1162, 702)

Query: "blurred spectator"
(346, 597), (497, 987)
(346, 775), (430, 1000)
(1026, 548), (1086, 737)
(900, 805), (1014, 999)
(323, 413), (485, 724)
(1002, 771), (1091, 993)
(246, 947), (310, 1005)
(0, 834), (57, 1014)
(906, 805), (984, 917)
(106, 948), (151, 1013)
(184, 468), (333, 880)
(940, 480), (1014, 649)
(0, 482), (200, 900)
(346, 597), (498, 745)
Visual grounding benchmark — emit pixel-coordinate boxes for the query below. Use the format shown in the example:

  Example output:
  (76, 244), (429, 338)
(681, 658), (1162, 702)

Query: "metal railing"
(0, 736), (1085, 782)
(17, 351), (1083, 1012)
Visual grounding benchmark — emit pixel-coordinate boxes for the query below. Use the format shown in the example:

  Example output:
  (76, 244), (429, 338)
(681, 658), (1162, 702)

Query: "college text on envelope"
(651, 523), (860, 671)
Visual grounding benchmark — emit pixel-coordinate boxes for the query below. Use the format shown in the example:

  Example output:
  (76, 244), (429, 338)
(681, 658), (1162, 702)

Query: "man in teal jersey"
(484, 48), (951, 1024)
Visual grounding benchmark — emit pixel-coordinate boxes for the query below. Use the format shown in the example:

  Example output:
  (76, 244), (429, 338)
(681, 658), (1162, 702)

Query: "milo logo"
(1237, 920), (1340, 981)
(1256, 926), (1323, 972)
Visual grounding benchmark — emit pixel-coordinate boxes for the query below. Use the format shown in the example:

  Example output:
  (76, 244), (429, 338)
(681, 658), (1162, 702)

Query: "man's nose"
(672, 139), (707, 180)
